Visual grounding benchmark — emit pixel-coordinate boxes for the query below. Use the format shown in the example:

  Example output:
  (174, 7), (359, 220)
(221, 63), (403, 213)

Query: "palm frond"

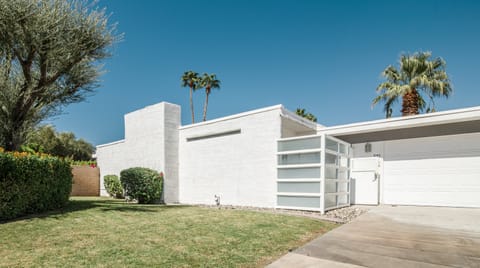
(181, 70), (200, 89)
(199, 73), (221, 90)
(373, 51), (452, 117)
(383, 96), (398, 118)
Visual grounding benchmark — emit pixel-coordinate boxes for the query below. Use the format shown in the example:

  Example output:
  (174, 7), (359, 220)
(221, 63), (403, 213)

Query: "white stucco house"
(96, 102), (480, 213)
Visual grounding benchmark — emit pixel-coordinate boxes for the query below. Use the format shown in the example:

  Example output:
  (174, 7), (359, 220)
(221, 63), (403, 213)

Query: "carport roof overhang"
(319, 106), (480, 144)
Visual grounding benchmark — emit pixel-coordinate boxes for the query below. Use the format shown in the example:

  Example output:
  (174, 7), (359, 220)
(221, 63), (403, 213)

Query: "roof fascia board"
(320, 106), (480, 136)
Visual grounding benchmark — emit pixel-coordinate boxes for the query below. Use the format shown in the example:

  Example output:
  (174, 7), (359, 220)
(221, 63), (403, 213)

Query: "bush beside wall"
(120, 167), (163, 204)
(0, 150), (72, 220)
(104, 174), (123, 198)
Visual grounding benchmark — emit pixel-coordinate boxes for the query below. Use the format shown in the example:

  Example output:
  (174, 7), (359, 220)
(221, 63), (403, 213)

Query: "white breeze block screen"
(276, 134), (351, 214)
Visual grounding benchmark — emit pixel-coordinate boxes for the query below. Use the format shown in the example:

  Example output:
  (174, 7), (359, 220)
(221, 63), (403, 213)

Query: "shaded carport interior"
(320, 105), (480, 143)
(334, 119), (480, 143)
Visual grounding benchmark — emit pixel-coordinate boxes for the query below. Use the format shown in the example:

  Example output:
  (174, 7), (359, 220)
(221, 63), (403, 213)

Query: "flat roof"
(179, 104), (320, 130)
(179, 105), (283, 130)
(321, 106), (480, 143)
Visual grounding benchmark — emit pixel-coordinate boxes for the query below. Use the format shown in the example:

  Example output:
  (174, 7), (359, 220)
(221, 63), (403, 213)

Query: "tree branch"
(46, 54), (85, 85)
(38, 53), (48, 87)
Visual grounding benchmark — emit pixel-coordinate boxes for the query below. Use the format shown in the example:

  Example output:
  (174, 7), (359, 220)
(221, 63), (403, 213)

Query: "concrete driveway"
(268, 206), (480, 267)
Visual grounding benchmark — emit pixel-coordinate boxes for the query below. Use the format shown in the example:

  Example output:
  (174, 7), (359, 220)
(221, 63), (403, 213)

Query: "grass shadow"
(99, 206), (158, 213)
(1, 198), (193, 224)
(99, 202), (193, 213)
(1, 197), (116, 224)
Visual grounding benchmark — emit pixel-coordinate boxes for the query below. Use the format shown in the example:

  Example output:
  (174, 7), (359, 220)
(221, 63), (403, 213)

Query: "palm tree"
(372, 52), (452, 118)
(181, 71), (200, 123)
(199, 73), (221, 121)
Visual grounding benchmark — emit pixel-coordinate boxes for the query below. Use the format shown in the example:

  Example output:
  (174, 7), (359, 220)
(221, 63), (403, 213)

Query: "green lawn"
(0, 197), (336, 267)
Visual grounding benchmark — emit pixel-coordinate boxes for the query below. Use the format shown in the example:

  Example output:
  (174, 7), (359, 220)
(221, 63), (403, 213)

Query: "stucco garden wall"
(71, 166), (100, 196)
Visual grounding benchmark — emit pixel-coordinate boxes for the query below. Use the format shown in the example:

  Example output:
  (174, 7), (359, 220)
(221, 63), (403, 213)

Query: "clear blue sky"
(51, 0), (480, 145)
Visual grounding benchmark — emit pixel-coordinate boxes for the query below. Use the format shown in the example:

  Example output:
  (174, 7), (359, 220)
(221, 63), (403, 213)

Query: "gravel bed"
(324, 206), (369, 223)
(195, 204), (369, 223)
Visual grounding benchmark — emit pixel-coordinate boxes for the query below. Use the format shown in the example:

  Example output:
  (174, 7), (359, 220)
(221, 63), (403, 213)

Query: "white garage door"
(383, 132), (480, 208)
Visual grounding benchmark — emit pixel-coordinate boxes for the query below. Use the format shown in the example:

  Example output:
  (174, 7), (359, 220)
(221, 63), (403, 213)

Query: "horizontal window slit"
(186, 129), (241, 142)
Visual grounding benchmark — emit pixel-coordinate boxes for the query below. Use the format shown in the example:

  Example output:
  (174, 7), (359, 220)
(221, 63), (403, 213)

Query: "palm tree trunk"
(203, 92), (209, 121)
(190, 87), (195, 123)
(401, 88), (420, 116)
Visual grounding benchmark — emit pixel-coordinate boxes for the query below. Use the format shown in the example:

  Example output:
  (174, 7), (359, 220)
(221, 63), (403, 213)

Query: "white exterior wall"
(351, 133), (480, 207)
(96, 100), (480, 209)
(163, 105), (181, 202)
(122, 103), (166, 172)
(178, 107), (283, 207)
(96, 102), (180, 202)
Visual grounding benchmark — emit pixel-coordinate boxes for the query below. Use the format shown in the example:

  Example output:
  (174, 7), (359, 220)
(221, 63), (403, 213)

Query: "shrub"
(104, 175), (123, 198)
(0, 151), (72, 220)
(120, 167), (163, 204)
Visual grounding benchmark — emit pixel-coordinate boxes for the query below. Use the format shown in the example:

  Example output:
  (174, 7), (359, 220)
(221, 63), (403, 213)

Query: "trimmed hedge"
(104, 174), (123, 198)
(120, 167), (163, 204)
(0, 150), (72, 220)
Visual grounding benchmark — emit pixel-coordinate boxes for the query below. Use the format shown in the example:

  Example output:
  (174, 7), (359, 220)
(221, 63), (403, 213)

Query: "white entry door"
(351, 157), (381, 205)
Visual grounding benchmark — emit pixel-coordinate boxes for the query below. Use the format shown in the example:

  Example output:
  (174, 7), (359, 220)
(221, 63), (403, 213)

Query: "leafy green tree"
(295, 108), (317, 122)
(22, 123), (56, 153)
(0, 0), (118, 151)
(72, 138), (95, 161)
(26, 125), (94, 160)
(372, 52), (452, 118)
(181, 71), (200, 123)
(199, 73), (221, 121)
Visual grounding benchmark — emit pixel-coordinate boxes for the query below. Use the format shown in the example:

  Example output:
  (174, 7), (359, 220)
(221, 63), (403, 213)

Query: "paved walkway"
(268, 206), (480, 268)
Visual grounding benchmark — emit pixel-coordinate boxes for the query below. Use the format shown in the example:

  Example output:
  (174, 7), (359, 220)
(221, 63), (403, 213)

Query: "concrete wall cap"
(96, 139), (125, 148)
